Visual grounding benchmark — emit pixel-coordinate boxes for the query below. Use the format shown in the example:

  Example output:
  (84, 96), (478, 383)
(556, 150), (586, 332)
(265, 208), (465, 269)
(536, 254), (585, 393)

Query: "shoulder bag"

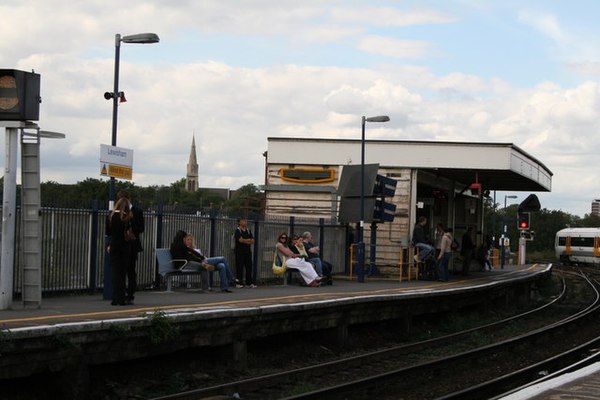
(272, 251), (287, 276)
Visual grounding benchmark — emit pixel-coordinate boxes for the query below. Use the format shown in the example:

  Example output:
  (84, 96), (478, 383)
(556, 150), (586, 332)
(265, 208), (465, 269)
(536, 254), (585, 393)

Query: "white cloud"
(2, 1), (600, 216)
(357, 35), (431, 59)
(518, 10), (566, 44)
(331, 6), (457, 26)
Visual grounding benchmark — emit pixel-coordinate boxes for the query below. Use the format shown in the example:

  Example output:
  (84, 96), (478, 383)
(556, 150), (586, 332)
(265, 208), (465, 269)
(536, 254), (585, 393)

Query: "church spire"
(186, 134), (199, 192)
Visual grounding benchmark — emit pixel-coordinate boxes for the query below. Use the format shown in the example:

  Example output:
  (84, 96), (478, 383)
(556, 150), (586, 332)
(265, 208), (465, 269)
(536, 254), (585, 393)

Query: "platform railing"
(6, 205), (350, 295)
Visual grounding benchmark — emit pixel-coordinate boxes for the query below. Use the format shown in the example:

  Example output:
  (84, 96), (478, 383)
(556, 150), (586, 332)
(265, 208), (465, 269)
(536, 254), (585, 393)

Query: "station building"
(262, 138), (553, 270)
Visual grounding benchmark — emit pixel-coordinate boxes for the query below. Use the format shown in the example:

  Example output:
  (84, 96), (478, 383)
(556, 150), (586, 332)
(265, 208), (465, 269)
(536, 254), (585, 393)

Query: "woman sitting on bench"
(170, 230), (213, 291)
(275, 233), (322, 287)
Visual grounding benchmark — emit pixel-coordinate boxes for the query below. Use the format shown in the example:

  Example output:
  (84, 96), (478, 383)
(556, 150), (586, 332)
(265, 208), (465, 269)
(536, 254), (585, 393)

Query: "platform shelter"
(262, 138), (553, 270)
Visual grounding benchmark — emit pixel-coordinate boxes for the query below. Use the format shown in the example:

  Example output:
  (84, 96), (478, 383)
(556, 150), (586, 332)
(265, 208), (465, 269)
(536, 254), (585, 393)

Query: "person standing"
(234, 217), (256, 288)
(436, 226), (453, 282)
(105, 197), (133, 306)
(434, 222), (445, 259)
(461, 227), (476, 275)
(116, 190), (144, 304)
(478, 235), (494, 271)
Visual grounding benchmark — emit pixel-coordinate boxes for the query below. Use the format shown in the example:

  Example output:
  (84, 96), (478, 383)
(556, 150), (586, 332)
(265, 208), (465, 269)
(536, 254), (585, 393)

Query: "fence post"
(318, 218), (325, 251)
(89, 200), (99, 293)
(289, 216), (295, 236)
(209, 209), (217, 288)
(252, 218), (259, 283)
(155, 204), (164, 288)
(209, 209), (217, 256)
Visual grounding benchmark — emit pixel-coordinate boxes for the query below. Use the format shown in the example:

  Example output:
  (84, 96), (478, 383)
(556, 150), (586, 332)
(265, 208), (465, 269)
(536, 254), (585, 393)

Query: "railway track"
(432, 267), (600, 400)
(149, 266), (600, 400)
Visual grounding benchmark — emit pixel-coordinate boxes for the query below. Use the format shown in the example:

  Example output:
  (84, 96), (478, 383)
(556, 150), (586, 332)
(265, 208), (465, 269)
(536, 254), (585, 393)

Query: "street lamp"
(106, 32), (159, 207)
(357, 115), (390, 282)
(501, 195), (517, 269)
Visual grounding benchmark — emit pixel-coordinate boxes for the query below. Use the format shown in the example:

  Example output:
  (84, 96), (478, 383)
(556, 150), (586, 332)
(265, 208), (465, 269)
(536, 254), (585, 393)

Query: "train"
(555, 227), (600, 265)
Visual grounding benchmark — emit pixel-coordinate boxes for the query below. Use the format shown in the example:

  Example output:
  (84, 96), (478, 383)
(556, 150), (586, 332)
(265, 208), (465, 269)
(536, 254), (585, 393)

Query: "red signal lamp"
(517, 212), (530, 230)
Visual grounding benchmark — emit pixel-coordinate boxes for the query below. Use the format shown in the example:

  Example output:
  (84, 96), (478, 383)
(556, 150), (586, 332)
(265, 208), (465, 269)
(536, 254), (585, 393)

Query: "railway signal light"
(517, 212), (530, 230)
(0, 69), (41, 121)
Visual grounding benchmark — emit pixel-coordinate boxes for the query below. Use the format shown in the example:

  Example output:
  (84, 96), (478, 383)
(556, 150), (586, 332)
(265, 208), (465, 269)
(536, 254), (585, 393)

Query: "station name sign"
(100, 144), (134, 180)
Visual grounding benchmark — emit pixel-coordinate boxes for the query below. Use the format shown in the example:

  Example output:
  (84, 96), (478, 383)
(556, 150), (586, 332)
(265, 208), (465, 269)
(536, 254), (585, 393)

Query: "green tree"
(78, 178), (109, 202)
(483, 199), (579, 253)
(527, 209), (576, 252)
(578, 213), (600, 227)
(224, 184), (263, 215)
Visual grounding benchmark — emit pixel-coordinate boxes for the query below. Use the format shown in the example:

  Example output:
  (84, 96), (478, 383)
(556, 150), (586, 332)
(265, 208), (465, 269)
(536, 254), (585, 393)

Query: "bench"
(283, 267), (300, 285)
(155, 248), (205, 291)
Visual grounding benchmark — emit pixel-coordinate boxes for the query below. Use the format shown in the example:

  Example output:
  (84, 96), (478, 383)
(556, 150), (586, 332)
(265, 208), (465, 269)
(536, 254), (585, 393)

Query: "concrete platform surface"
(0, 264), (550, 331)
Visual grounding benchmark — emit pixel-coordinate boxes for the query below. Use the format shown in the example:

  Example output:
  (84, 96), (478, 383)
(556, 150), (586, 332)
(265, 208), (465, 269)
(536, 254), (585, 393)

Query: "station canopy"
(266, 138), (552, 192)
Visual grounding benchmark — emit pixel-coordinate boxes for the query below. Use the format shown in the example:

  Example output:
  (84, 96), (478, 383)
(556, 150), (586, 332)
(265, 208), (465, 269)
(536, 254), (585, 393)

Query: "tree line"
(0, 177), (264, 215)
(482, 196), (600, 255)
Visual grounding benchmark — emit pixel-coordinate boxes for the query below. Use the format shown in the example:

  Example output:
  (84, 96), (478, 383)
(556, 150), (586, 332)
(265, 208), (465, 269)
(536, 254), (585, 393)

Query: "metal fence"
(9, 204), (349, 294)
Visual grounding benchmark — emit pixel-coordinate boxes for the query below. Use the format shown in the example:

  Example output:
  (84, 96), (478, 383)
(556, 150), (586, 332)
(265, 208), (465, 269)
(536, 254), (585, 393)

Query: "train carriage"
(555, 228), (600, 265)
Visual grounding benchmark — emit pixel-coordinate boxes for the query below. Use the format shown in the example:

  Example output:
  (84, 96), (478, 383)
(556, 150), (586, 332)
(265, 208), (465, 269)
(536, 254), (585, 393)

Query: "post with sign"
(100, 144), (134, 187)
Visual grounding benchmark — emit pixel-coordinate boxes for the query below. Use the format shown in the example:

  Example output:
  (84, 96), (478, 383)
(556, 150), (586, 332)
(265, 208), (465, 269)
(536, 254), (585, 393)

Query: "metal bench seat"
(155, 248), (204, 291)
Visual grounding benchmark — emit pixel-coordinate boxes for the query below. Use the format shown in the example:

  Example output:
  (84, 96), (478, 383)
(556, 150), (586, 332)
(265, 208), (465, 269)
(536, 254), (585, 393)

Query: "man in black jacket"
(116, 190), (144, 304)
(234, 217), (255, 288)
(412, 216), (434, 262)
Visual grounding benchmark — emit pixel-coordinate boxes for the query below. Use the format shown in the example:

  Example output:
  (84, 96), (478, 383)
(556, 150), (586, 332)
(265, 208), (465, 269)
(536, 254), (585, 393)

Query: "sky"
(2, 0), (600, 217)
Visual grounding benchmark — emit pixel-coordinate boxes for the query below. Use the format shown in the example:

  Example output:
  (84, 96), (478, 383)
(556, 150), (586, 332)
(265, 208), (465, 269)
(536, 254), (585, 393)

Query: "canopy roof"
(267, 138), (552, 192)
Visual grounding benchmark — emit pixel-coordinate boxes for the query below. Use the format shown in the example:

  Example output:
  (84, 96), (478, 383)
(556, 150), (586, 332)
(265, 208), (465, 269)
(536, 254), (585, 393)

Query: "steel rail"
(149, 268), (570, 400)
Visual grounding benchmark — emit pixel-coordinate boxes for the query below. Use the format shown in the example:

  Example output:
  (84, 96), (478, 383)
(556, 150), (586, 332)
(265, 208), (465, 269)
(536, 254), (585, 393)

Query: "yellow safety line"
(0, 284), (453, 325)
(1, 264), (547, 325)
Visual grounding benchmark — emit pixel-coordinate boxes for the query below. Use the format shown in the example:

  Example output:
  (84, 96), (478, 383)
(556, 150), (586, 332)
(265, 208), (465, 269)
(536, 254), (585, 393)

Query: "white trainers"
(413, 255), (420, 263)
(248, 284), (257, 288)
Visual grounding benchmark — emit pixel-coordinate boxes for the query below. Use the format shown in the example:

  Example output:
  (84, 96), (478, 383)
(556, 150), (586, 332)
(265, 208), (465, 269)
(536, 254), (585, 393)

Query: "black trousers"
(236, 251), (253, 285)
(126, 250), (138, 300)
(110, 247), (130, 303)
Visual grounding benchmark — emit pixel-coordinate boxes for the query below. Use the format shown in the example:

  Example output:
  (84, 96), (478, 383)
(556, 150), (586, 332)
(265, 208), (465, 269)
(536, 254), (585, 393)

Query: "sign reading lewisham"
(100, 144), (134, 180)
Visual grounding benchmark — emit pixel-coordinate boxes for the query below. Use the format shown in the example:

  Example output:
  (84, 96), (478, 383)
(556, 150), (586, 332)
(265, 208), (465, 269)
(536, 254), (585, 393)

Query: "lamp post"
(501, 195), (517, 269)
(106, 32), (159, 207)
(103, 33), (158, 301)
(357, 115), (390, 282)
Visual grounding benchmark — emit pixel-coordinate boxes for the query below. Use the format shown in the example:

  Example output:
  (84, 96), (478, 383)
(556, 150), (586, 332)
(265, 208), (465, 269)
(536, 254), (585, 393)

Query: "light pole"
(103, 33), (158, 301)
(501, 195), (517, 269)
(106, 32), (159, 207)
(357, 115), (390, 282)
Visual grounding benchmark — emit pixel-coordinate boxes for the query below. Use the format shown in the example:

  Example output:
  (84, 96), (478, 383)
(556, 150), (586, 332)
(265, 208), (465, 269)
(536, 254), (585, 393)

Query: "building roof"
(266, 138), (552, 192)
